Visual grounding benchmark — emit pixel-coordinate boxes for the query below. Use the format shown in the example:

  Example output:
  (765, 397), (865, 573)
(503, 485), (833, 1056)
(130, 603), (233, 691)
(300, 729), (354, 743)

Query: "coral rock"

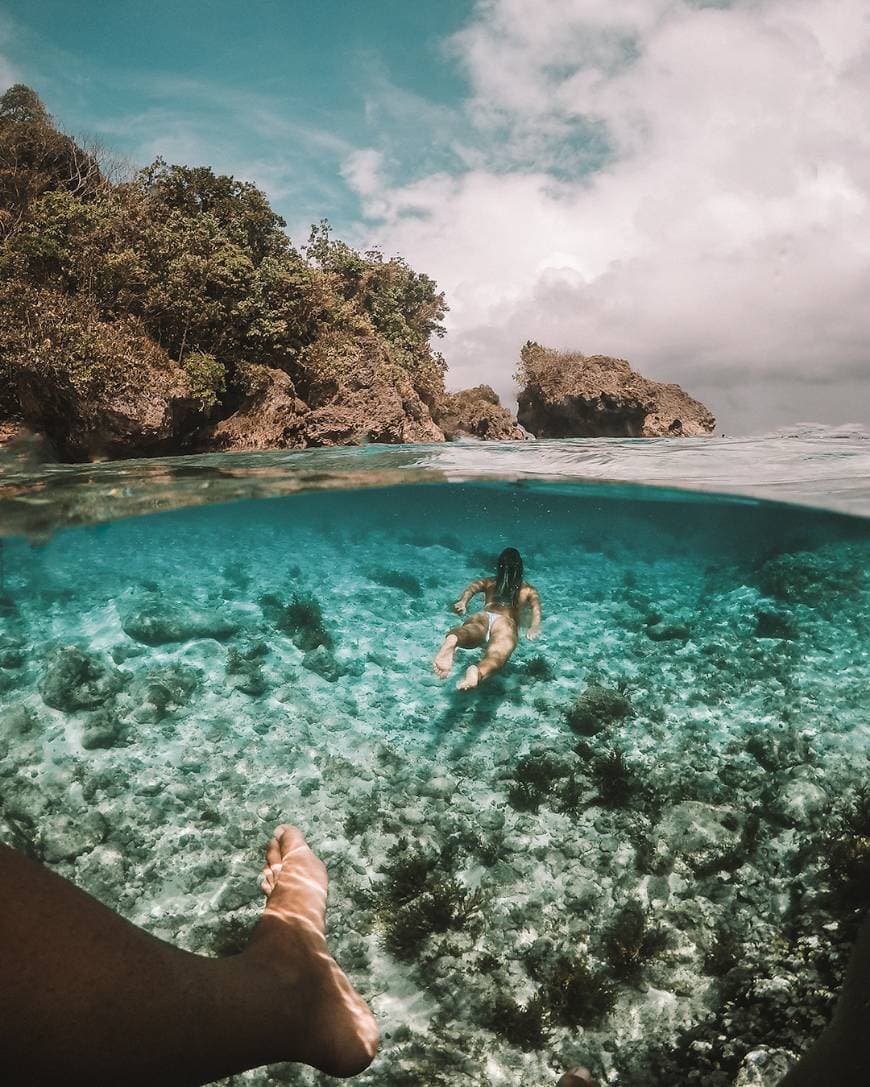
(435, 385), (529, 441)
(653, 801), (745, 872)
(39, 645), (123, 711)
(120, 602), (243, 645)
(516, 344), (715, 438)
(81, 707), (124, 750)
(40, 811), (108, 863)
(195, 364), (308, 451)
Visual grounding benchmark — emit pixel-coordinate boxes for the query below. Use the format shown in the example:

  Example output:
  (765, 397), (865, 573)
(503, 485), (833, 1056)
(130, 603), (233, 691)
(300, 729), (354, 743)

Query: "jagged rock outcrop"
(7, 290), (206, 460)
(195, 365), (308, 451)
(435, 385), (529, 441)
(196, 348), (445, 453)
(303, 364), (444, 447)
(516, 344), (715, 438)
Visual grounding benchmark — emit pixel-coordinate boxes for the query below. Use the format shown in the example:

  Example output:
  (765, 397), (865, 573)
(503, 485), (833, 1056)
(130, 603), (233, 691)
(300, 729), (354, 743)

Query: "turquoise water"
(1, 444), (870, 1086)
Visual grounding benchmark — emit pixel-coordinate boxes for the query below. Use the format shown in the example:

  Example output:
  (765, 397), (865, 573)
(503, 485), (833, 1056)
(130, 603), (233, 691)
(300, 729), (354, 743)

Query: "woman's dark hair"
(493, 547), (524, 606)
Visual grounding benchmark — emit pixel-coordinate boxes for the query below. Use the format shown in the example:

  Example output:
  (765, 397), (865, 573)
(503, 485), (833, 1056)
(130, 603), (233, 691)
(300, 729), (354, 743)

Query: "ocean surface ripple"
(1, 424), (869, 537)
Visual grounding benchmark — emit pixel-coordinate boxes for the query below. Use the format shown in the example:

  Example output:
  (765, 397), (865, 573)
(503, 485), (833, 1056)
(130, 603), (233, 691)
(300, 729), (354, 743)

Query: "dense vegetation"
(0, 85), (452, 457)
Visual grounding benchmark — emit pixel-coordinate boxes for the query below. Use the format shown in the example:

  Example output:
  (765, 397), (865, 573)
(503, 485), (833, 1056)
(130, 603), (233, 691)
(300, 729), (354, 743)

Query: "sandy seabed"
(1, 482), (869, 1086)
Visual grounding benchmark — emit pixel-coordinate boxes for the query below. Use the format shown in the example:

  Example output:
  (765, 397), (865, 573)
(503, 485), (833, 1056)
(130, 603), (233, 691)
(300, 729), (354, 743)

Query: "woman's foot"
(457, 664), (480, 691)
(433, 633), (458, 678)
(558, 1067), (602, 1087)
(248, 826), (379, 1078)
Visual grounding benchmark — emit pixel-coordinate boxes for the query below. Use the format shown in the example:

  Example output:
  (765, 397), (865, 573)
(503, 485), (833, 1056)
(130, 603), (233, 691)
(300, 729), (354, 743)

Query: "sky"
(1, 0), (869, 433)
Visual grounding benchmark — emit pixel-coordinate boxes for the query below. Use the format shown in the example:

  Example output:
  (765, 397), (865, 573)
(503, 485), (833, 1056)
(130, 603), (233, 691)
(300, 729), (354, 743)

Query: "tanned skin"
(433, 576), (542, 690)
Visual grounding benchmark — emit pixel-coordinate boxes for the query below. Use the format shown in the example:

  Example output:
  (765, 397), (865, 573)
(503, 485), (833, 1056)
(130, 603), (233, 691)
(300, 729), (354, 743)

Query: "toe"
(266, 826), (291, 868)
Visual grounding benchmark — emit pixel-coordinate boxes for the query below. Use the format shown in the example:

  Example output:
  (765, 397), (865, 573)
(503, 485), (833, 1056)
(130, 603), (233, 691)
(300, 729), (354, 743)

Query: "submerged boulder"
(302, 644), (345, 682)
(515, 343), (715, 438)
(39, 645), (123, 711)
(40, 811), (107, 863)
(116, 663), (201, 724)
(653, 801), (745, 873)
(120, 601), (244, 645)
(565, 685), (632, 736)
(81, 707), (124, 750)
(226, 647), (268, 696)
(759, 546), (863, 605)
(0, 703), (34, 738)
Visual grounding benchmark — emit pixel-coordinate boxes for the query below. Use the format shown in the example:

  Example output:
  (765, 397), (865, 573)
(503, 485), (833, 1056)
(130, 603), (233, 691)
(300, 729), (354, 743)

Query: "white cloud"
(345, 0), (870, 431)
(341, 148), (384, 198)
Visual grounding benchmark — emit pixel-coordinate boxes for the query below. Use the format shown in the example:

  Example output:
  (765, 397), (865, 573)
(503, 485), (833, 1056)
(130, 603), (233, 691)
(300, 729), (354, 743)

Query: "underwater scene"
(1, 451), (870, 1086)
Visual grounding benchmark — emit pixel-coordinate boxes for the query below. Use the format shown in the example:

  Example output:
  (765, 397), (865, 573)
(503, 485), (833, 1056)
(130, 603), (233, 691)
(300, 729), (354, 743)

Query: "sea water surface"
(1, 432), (869, 1086)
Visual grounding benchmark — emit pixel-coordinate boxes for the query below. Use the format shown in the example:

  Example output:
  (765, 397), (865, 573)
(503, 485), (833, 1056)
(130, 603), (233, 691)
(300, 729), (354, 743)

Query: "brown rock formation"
(6, 290), (206, 460)
(196, 342), (445, 452)
(436, 385), (529, 441)
(516, 343), (715, 438)
(303, 369), (444, 447)
(195, 365), (308, 451)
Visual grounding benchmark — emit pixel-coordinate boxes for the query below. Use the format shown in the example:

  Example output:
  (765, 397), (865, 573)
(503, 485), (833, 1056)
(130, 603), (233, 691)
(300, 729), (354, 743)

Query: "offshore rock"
(515, 343), (715, 438)
(198, 353), (445, 451)
(436, 385), (529, 441)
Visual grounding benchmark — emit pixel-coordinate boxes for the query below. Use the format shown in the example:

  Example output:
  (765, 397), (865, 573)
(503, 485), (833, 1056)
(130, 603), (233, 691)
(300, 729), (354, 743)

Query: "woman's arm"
(524, 585), (542, 639)
(453, 578), (490, 614)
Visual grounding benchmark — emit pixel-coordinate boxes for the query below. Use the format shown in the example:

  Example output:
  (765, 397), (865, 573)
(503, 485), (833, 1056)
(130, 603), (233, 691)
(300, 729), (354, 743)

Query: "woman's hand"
(526, 626), (540, 641)
(452, 600), (466, 615)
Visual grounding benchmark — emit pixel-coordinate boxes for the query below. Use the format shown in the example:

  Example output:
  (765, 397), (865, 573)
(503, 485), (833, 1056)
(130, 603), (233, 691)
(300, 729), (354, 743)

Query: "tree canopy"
(0, 85), (450, 444)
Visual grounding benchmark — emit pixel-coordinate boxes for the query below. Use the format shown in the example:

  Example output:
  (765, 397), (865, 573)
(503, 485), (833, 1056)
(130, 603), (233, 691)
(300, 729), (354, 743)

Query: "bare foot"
(433, 633), (458, 678)
(457, 664), (480, 691)
(558, 1067), (602, 1087)
(248, 825), (378, 1078)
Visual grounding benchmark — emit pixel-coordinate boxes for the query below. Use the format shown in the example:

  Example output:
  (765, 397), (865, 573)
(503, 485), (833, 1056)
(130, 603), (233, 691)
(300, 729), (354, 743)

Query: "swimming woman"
(433, 547), (541, 690)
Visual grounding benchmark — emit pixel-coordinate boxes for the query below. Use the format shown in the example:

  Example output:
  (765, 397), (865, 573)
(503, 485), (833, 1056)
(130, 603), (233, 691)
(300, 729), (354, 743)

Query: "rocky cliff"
(0, 86), (539, 461)
(0, 85), (462, 461)
(515, 343), (715, 438)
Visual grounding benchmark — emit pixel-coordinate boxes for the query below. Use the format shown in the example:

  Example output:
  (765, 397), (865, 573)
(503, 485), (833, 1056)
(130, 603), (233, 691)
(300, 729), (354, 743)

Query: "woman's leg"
(0, 825), (378, 1086)
(433, 614), (487, 678)
(457, 620), (517, 690)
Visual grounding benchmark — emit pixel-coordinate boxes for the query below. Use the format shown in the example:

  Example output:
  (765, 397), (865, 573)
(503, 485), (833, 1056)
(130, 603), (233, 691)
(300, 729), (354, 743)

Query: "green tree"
(0, 84), (102, 240)
(0, 89), (452, 448)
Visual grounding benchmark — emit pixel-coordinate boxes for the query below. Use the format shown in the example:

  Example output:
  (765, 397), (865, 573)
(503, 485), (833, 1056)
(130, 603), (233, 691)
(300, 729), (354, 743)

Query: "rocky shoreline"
(0, 86), (714, 464)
